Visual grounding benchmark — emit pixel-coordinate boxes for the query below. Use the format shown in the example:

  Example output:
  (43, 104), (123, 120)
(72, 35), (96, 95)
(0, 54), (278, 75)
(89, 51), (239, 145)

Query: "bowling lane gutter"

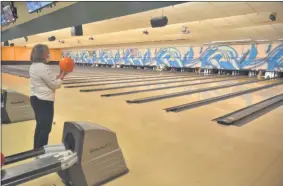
(212, 93), (283, 125)
(78, 75), (228, 91)
(101, 76), (249, 97)
(126, 77), (278, 104)
(164, 79), (283, 113)
(63, 73), (202, 85)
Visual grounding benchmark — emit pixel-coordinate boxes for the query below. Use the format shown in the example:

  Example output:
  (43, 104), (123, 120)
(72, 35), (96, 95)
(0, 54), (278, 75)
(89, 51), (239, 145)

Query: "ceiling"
(1, 1), (76, 31)
(5, 2), (283, 49)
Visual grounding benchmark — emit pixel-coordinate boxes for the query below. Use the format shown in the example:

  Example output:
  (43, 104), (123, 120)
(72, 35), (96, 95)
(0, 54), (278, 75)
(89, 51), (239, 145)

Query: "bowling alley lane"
(63, 76), (202, 90)
(114, 78), (257, 104)
(3, 71), (283, 186)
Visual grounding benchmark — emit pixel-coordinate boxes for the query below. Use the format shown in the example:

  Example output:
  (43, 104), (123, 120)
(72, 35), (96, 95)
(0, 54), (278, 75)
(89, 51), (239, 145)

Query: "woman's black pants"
(30, 96), (54, 149)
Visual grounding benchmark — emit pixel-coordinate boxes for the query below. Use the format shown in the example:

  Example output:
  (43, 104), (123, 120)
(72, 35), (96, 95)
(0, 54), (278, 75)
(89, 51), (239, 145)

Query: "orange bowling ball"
(59, 57), (75, 73)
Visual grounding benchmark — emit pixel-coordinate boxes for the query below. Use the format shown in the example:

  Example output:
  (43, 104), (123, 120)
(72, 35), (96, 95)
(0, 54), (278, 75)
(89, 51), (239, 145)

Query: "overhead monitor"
(2, 5), (16, 24)
(1, 13), (7, 26)
(26, 1), (53, 13)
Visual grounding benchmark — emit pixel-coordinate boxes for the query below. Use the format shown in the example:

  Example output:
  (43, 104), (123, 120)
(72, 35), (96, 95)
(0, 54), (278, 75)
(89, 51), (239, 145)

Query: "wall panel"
(63, 42), (283, 71)
(1, 46), (61, 62)
(1, 47), (15, 61)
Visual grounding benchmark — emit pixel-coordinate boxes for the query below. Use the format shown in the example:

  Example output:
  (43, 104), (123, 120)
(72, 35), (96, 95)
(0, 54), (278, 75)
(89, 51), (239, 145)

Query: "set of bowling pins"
(264, 71), (279, 79)
(204, 69), (212, 76)
(248, 71), (257, 77)
(232, 71), (240, 76)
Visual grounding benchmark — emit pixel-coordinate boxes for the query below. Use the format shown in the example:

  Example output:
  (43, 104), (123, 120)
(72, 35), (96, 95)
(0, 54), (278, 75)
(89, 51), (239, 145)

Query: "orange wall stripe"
(1, 47), (15, 61)
(1, 46), (61, 61)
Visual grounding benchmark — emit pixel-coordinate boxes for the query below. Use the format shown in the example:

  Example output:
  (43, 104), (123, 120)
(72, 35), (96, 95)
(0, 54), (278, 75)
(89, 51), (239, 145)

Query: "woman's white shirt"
(29, 63), (62, 101)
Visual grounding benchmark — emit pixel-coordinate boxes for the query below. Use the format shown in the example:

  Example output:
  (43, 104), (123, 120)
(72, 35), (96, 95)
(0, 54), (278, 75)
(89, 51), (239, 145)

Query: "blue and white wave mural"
(62, 43), (283, 71)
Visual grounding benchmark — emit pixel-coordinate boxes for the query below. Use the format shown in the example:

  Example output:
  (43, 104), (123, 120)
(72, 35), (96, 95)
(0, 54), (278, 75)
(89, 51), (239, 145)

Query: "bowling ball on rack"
(1, 153), (4, 166)
(59, 57), (75, 73)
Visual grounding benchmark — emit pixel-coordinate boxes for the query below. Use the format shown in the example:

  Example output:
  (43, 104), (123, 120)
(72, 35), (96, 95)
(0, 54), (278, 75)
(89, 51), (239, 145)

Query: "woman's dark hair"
(30, 44), (49, 63)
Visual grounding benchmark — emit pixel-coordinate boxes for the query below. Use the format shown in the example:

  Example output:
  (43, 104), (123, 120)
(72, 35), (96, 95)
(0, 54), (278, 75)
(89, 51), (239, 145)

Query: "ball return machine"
(1, 121), (129, 186)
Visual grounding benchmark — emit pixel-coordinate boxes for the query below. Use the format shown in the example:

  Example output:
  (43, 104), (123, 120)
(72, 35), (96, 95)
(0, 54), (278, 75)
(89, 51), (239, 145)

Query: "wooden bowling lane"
(65, 70), (189, 78)
(75, 77), (218, 95)
(64, 76), (205, 89)
(65, 77), (199, 90)
(64, 71), (198, 79)
(124, 78), (260, 104)
(63, 74), (200, 85)
(2, 73), (283, 186)
(94, 77), (248, 97)
(115, 80), (266, 115)
(164, 81), (283, 113)
(208, 84), (283, 118)
(76, 76), (233, 90)
(1, 73), (30, 94)
(64, 73), (177, 80)
(100, 77), (248, 97)
(72, 66), (183, 75)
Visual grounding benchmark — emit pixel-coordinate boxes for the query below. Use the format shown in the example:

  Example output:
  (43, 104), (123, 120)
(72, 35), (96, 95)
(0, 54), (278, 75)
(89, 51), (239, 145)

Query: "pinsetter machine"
(1, 121), (129, 186)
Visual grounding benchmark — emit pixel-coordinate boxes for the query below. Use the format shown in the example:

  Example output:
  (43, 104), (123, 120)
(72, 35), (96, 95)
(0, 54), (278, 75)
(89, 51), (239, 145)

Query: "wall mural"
(62, 43), (283, 71)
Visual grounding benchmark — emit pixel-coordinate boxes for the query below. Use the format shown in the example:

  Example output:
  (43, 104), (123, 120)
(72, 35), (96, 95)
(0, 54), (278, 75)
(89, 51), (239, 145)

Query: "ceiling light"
(209, 39), (252, 44)
(255, 39), (270, 42)
(204, 39), (252, 45)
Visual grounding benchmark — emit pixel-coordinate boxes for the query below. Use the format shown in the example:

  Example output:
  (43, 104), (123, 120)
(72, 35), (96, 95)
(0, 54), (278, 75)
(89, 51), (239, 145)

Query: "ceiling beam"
(2, 1), (185, 41)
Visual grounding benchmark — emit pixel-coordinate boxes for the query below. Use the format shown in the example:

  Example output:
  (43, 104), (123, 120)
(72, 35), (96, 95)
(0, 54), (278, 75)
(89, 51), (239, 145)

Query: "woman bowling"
(29, 44), (73, 149)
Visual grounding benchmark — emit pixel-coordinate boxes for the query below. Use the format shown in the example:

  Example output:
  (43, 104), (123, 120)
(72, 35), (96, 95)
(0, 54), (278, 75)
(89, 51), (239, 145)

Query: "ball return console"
(1, 121), (129, 186)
